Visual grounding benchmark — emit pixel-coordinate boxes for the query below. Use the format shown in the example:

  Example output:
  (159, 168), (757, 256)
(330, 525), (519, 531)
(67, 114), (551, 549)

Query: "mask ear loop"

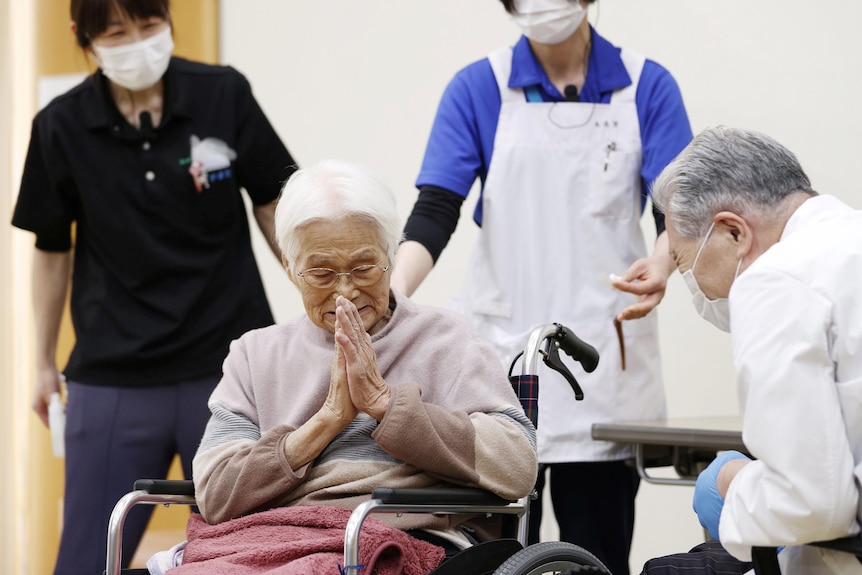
(690, 221), (716, 276)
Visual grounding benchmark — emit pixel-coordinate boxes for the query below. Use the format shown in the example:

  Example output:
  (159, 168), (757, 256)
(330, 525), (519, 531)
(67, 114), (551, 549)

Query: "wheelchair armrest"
(107, 481), (196, 575)
(752, 535), (862, 575)
(133, 478), (195, 497)
(811, 535), (862, 555)
(343, 487), (528, 574)
(370, 487), (514, 506)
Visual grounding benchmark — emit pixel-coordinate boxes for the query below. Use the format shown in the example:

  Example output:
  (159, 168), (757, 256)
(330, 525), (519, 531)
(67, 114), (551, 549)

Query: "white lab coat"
(720, 195), (862, 574)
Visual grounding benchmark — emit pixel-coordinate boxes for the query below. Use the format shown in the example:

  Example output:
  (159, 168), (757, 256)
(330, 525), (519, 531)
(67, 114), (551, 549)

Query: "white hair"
(652, 126), (816, 239)
(274, 160), (403, 275)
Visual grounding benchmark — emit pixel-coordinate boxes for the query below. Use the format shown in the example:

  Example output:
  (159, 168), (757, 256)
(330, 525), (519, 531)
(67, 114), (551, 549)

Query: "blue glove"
(693, 450), (752, 539)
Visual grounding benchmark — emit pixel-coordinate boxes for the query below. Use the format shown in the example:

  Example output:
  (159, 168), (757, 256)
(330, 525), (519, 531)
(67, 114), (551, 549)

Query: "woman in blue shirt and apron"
(392, 1), (692, 573)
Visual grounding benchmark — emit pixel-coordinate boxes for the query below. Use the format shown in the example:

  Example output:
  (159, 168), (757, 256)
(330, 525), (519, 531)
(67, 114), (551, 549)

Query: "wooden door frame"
(2, 2), (219, 573)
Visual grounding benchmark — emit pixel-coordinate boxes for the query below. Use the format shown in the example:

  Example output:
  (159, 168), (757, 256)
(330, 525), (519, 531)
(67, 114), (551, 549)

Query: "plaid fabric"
(509, 374), (539, 428)
(640, 541), (753, 575)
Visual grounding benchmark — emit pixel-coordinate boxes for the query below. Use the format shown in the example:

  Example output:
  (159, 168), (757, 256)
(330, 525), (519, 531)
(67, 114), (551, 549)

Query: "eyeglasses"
(297, 263), (389, 289)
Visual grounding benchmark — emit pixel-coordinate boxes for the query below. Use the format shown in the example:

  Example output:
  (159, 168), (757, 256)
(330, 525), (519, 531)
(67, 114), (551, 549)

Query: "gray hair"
(274, 160), (403, 274)
(652, 126), (817, 239)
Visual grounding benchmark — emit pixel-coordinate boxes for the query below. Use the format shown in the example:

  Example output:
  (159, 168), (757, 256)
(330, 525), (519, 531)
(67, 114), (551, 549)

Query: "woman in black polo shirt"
(11, 1), (297, 573)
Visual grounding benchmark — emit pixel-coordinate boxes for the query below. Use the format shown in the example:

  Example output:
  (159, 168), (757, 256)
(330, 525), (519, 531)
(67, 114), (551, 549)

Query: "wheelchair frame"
(105, 481), (528, 575)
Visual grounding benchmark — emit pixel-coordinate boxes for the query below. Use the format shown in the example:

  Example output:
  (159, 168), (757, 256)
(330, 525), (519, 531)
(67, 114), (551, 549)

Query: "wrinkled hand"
(333, 296), (391, 421)
(693, 450), (752, 539)
(33, 366), (62, 427)
(610, 252), (674, 321)
(323, 339), (358, 426)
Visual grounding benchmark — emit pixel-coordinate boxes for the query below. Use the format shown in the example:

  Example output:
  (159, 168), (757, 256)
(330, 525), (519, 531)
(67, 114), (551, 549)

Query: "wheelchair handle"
(516, 323), (599, 402)
(519, 323), (599, 376)
(555, 324), (600, 373)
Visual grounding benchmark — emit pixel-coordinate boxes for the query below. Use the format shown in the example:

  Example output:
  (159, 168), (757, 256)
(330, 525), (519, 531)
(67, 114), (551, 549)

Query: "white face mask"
(511, 0), (586, 45)
(92, 26), (174, 91)
(680, 222), (741, 333)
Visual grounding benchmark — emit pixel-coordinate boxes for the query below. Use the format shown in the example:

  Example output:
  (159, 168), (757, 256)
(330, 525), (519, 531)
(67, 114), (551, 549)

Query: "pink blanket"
(169, 506), (445, 575)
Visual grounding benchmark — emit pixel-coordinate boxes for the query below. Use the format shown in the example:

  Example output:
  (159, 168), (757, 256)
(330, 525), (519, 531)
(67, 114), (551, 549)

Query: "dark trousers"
(639, 541), (752, 575)
(53, 376), (217, 575)
(528, 460), (640, 575)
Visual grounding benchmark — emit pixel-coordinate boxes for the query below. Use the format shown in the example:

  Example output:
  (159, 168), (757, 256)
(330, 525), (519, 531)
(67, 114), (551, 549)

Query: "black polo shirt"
(13, 57), (296, 387)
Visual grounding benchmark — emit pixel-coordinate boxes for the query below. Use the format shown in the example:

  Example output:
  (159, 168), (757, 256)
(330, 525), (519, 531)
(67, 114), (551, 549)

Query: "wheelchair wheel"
(492, 541), (612, 575)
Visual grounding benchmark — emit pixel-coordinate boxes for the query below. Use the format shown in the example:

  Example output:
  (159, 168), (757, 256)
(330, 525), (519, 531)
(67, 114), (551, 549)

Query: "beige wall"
(219, 1), (862, 572)
(3, 1), (218, 573)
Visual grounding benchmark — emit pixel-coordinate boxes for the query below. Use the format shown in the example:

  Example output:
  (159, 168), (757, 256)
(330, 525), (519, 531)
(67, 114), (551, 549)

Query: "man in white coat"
(642, 126), (862, 575)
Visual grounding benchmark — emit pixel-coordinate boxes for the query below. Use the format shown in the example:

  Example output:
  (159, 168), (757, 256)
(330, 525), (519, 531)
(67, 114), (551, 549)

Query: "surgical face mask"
(92, 26), (174, 91)
(511, 0), (586, 45)
(680, 222), (741, 333)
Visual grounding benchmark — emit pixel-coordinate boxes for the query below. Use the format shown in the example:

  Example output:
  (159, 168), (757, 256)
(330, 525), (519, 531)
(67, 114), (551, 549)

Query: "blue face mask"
(680, 222), (741, 333)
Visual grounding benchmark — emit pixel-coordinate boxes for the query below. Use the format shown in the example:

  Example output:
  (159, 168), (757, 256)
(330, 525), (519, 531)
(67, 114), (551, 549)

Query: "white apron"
(457, 47), (666, 462)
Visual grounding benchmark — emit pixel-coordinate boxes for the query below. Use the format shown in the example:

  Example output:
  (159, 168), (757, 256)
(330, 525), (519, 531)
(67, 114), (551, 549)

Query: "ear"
(70, 21), (82, 46)
(70, 21), (86, 45)
(71, 21), (97, 58)
(713, 211), (753, 260)
(282, 255), (299, 287)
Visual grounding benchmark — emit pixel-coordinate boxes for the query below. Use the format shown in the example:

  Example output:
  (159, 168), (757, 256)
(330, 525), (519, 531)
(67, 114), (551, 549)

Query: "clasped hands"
(324, 296), (391, 424)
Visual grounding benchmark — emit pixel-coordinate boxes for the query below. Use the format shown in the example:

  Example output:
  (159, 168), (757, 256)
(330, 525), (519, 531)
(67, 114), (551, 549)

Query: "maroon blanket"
(169, 506), (445, 575)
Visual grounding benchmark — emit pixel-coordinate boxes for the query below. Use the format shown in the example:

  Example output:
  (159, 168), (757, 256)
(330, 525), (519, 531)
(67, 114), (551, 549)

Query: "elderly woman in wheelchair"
(154, 159), (538, 574)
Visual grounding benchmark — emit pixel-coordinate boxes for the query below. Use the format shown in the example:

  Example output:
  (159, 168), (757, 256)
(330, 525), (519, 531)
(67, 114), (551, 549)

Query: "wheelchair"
(105, 323), (612, 575)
